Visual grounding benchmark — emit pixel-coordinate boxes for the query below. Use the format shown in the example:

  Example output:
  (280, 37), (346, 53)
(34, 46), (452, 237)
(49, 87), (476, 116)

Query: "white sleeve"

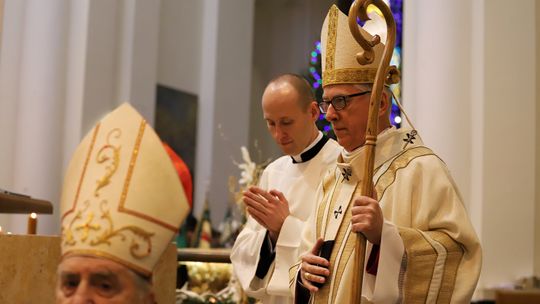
(230, 167), (271, 297)
(230, 215), (269, 297)
(361, 220), (404, 303)
(266, 214), (305, 296)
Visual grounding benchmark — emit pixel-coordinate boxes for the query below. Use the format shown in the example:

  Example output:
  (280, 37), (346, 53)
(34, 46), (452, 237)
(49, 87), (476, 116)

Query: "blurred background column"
(404, 0), (537, 298)
(194, 0), (254, 224)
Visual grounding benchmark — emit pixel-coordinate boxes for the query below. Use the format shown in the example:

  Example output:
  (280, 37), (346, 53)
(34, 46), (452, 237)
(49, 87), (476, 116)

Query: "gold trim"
(117, 120), (178, 232)
(289, 260), (302, 288)
(76, 209), (101, 242)
(91, 201), (154, 259)
(323, 68), (378, 87)
(399, 228), (438, 304)
(375, 146), (435, 201)
(62, 249), (152, 278)
(95, 128), (122, 197)
(429, 231), (464, 303)
(314, 185), (357, 303)
(327, 161), (382, 303)
(63, 200), (155, 260)
(62, 123), (101, 221)
(325, 5), (338, 72)
(64, 201), (91, 246)
(330, 230), (356, 303)
(316, 171), (337, 237)
(119, 120), (145, 210)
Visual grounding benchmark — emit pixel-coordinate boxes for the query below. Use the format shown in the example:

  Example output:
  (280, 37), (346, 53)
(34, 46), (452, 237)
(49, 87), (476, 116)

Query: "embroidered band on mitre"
(321, 4), (390, 87)
(60, 103), (189, 277)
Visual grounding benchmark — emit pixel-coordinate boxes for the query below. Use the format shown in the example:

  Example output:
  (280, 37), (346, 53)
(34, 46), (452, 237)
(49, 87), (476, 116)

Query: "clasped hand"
(243, 186), (290, 242)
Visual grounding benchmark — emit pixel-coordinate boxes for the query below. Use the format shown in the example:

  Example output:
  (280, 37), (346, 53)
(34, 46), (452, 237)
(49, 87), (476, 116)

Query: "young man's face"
(262, 83), (318, 156)
(322, 84), (372, 152)
(56, 256), (152, 304)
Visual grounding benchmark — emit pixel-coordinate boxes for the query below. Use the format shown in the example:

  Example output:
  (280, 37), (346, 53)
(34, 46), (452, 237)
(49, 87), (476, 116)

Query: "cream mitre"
(321, 4), (396, 87)
(60, 103), (189, 277)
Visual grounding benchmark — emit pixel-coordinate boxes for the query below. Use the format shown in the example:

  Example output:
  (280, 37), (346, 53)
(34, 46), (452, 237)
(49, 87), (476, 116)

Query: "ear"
(378, 89), (391, 118)
(310, 101), (320, 121)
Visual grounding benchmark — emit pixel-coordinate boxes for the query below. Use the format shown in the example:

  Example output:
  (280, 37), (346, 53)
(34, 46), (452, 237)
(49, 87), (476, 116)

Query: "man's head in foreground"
(57, 104), (189, 303)
(56, 256), (153, 303)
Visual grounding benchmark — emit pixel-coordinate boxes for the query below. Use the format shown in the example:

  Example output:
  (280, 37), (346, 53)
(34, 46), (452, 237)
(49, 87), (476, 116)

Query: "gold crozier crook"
(347, 1), (398, 303)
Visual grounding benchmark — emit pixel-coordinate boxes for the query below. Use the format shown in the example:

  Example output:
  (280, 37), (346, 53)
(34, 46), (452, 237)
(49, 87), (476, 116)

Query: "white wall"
(196, 0), (254, 224)
(0, 0), (24, 229)
(535, 0), (540, 278)
(0, 0), (69, 234)
(0, 0), (160, 235)
(0, 0), (4, 51)
(404, 0), (537, 298)
(482, 0), (536, 291)
(157, 0), (255, 224)
(403, 0), (473, 206)
(157, 0), (202, 95)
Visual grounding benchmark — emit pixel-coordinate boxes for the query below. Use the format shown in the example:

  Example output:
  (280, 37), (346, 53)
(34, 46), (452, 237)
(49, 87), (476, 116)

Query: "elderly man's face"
(56, 256), (152, 304)
(323, 84), (372, 151)
(262, 83), (318, 156)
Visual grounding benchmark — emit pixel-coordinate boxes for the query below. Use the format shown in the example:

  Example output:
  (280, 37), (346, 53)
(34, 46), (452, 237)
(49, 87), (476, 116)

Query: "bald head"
(261, 73), (320, 156)
(264, 74), (315, 112)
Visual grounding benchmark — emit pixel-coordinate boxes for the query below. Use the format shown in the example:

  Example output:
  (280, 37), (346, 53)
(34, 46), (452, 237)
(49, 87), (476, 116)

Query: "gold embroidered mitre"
(60, 103), (189, 277)
(321, 4), (389, 87)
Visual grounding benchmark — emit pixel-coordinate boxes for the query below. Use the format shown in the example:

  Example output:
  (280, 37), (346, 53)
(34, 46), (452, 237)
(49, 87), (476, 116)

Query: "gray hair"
(129, 270), (154, 303)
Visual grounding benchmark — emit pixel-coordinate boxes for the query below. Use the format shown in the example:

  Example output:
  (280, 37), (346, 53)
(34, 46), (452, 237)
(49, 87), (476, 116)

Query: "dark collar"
(291, 135), (329, 164)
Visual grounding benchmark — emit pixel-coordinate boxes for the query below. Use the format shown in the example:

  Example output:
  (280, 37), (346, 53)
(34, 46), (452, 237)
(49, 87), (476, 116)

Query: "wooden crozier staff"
(347, 1), (399, 303)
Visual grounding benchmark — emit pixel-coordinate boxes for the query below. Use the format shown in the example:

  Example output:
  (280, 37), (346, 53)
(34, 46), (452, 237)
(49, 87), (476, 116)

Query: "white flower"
(237, 147), (256, 186)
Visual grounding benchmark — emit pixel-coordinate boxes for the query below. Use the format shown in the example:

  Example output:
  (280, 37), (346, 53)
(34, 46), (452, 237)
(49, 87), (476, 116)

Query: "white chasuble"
(290, 127), (482, 304)
(231, 136), (341, 304)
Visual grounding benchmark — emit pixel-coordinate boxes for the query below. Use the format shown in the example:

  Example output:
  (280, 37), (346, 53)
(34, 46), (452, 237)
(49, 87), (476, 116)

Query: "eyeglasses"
(318, 91), (371, 114)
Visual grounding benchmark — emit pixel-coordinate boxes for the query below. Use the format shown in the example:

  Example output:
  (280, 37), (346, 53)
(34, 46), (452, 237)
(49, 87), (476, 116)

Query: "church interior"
(0, 0), (539, 303)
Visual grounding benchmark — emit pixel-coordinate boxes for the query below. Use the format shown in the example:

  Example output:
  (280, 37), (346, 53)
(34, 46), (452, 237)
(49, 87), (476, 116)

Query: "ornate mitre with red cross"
(60, 103), (189, 277)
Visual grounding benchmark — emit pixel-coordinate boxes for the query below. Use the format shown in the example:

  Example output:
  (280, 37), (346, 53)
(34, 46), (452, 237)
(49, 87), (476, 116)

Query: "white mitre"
(60, 103), (189, 277)
(321, 4), (395, 87)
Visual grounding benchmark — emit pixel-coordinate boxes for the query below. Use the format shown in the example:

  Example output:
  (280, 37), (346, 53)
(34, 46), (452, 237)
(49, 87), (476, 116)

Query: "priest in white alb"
(231, 74), (341, 303)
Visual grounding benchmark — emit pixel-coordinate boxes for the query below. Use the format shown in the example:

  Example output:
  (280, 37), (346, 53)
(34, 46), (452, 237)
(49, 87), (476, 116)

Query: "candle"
(27, 213), (37, 235)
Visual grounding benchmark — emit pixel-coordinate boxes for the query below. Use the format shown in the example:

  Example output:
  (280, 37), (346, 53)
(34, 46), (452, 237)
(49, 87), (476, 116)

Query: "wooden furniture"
(177, 247), (231, 263)
(495, 289), (540, 304)
(0, 191), (53, 214)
